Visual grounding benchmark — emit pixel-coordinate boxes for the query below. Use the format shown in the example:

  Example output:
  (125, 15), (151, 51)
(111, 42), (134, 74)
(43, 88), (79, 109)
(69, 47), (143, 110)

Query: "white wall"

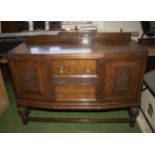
(93, 21), (143, 41)
(95, 21), (142, 32)
(62, 21), (143, 41)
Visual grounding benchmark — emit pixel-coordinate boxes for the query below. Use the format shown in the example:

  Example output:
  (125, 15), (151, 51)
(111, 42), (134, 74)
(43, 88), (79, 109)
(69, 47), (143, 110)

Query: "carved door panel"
(103, 59), (142, 100)
(9, 59), (53, 101)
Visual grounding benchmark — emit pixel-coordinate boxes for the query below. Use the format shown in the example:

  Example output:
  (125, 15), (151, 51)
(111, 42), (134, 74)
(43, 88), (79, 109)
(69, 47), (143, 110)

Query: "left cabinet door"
(8, 59), (53, 101)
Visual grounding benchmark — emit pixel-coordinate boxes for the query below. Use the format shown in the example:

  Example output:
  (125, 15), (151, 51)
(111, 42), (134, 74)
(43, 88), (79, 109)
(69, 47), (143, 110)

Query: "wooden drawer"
(54, 76), (97, 86)
(52, 60), (97, 75)
(55, 85), (96, 100)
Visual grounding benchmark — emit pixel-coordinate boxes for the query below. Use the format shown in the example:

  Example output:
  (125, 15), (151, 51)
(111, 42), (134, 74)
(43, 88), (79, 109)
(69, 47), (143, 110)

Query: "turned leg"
(128, 107), (139, 127)
(17, 106), (30, 125)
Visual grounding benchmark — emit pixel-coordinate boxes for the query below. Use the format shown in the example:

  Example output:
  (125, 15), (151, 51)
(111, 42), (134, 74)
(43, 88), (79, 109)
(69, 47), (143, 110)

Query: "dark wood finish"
(1, 21), (28, 33)
(138, 38), (155, 72)
(8, 60), (53, 101)
(139, 38), (155, 45)
(16, 98), (141, 110)
(128, 107), (139, 127)
(95, 32), (131, 41)
(53, 76), (97, 86)
(0, 68), (10, 113)
(0, 57), (8, 64)
(17, 106), (30, 125)
(55, 85), (96, 100)
(0, 64), (11, 81)
(103, 59), (142, 100)
(7, 32), (148, 126)
(29, 117), (129, 123)
(23, 32), (130, 44)
(145, 56), (155, 72)
(52, 60), (97, 75)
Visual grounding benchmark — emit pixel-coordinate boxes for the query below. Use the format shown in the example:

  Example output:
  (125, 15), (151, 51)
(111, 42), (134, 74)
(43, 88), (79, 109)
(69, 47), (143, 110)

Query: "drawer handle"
(86, 65), (90, 73)
(60, 65), (64, 74)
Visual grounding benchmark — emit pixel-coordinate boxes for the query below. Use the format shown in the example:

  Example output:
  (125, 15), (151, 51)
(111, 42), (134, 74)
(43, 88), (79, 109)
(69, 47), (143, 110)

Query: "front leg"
(128, 107), (139, 127)
(17, 106), (30, 125)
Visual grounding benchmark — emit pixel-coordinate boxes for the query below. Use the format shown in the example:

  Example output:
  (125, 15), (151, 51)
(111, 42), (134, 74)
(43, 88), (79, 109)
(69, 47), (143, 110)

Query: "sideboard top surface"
(7, 32), (148, 59)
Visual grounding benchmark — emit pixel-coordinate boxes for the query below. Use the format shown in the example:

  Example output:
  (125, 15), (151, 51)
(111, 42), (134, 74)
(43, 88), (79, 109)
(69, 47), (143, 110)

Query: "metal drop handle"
(60, 65), (64, 74)
(86, 65), (90, 73)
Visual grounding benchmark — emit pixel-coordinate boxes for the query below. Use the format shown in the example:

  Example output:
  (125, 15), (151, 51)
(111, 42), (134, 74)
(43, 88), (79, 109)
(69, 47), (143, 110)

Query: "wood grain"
(0, 69), (9, 113)
(55, 85), (96, 100)
(52, 60), (97, 75)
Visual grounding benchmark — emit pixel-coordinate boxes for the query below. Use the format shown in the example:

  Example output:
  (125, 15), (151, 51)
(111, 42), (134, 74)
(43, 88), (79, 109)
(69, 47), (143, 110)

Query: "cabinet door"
(103, 59), (142, 100)
(9, 59), (53, 101)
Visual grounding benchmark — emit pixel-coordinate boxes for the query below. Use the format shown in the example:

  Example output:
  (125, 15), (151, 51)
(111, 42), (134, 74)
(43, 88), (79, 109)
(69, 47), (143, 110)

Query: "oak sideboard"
(7, 32), (148, 126)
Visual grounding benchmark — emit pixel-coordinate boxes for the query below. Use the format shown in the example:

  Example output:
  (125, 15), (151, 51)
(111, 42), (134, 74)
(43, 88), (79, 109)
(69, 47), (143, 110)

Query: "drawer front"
(52, 60), (97, 75)
(55, 85), (96, 100)
(54, 77), (97, 86)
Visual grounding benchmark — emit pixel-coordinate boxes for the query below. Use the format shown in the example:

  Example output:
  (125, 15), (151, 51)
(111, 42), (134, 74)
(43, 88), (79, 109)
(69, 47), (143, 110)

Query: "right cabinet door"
(103, 59), (143, 100)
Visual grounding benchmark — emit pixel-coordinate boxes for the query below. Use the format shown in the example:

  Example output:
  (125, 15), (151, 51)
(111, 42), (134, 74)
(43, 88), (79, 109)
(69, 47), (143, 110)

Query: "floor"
(0, 82), (142, 133)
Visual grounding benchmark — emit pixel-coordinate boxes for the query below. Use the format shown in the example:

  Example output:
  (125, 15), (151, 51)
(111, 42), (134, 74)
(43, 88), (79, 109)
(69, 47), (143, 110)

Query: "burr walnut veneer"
(7, 32), (148, 126)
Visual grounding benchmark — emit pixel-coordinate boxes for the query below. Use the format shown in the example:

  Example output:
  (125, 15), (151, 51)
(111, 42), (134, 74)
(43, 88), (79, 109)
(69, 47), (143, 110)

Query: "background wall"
(93, 21), (142, 41)
(94, 21), (141, 32)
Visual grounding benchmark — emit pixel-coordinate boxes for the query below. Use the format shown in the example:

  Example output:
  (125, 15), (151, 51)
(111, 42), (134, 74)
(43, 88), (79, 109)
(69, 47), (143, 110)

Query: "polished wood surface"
(0, 69), (9, 113)
(138, 38), (155, 72)
(8, 59), (52, 101)
(0, 57), (8, 64)
(103, 59), (142, 100)
(52, 60), (97, 75)
(139, 38), (155, 56)
(28, 117), (130, 123)
(7, 32), (148, 126)
(146, 46), (155, 56)
(56, 85), (96, 100)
